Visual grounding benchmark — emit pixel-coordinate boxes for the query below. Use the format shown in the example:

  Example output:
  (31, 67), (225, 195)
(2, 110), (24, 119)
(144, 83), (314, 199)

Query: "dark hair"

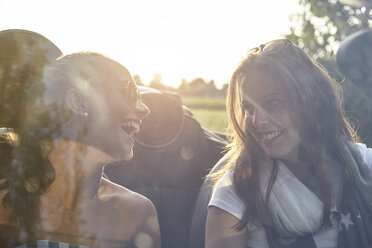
(210, 42), (359, 230)
(1, 51), (123, 236)
(0, 66), (57, 236)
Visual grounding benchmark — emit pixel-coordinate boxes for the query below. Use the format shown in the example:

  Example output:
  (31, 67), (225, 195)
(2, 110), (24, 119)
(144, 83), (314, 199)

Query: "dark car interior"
(104, 88), (227, 248)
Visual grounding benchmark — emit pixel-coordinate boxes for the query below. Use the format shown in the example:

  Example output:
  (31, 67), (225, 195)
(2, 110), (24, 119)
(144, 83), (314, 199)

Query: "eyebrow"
(240, 93), (283, 108)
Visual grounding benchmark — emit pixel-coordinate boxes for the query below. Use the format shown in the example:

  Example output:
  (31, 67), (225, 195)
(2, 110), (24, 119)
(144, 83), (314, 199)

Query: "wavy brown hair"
(210, 41), (359, 231)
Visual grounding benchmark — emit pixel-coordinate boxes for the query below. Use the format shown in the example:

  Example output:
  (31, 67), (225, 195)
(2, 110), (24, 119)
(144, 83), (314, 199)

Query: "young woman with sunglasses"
(205, 40), (372, 248)
(0, 52), (161, 247)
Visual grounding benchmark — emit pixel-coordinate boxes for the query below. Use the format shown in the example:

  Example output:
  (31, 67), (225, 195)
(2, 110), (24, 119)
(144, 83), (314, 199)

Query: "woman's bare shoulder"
(99, 177), (161, 247)
(99, 177), (156, 217)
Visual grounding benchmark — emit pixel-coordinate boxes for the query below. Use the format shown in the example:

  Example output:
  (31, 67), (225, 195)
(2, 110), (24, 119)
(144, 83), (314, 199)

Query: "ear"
(65, 88), (88, 115)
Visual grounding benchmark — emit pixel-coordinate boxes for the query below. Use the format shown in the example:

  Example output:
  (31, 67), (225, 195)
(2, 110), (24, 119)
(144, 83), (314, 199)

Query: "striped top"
(12, 240), (92, 248)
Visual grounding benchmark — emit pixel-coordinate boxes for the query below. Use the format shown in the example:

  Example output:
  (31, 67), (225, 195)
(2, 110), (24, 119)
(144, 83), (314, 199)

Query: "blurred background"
(0, 0), (371, 145)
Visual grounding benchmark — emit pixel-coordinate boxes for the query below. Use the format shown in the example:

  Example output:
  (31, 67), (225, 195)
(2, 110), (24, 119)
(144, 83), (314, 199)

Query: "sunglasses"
(84, 80), (141, 106)
(122, 80), (142, 106)
(245, 39), (292, 56)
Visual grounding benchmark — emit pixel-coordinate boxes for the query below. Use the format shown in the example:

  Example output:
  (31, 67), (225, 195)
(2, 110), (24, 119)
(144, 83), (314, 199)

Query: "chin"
(123, 150), (134, 161)
(265, 148), (298, 163)
(107, 147), (133, 162)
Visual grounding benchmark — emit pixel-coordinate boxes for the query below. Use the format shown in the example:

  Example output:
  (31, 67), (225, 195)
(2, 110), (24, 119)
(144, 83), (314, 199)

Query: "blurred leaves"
(286, 0), (372, 146)
(287, 0), (371, 59)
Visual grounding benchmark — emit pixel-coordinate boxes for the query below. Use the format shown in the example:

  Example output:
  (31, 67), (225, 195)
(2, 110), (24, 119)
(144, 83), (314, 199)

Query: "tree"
(286, 0), (372, 146)
(221, 83), (228, 98)
(176, 78), (225, 98)
(189, 77), (207, 91)
(177, 78), (189, 95)
(205, 80), (221, 97)
(286, 0), (371, 59)
(149, 73), (166, 90)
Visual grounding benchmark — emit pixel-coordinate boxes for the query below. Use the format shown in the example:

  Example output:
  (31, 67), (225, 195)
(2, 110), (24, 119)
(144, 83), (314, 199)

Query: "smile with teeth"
(121, 120), (140, 136)
(260, 130), (284, 141)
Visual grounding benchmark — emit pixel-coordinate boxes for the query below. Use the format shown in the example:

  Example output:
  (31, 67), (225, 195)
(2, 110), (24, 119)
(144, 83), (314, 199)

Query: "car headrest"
(0, 29), (62, 61)
(336, 28), (372, 87)
(135, 87), (184, 148)
(0, 29), (62, 128)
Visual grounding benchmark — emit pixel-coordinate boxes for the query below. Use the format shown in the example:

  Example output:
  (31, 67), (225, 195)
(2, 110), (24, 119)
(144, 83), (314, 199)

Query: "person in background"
(0, 49), (161, 247)
(205, 39), (372, 248)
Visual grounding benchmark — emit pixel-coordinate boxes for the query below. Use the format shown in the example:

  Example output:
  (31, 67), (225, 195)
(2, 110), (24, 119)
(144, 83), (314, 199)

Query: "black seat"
(188, 152), (230, 248)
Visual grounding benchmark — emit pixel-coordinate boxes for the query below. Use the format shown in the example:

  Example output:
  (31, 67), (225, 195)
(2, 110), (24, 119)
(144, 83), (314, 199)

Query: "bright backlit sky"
(0, 0), (301, 88)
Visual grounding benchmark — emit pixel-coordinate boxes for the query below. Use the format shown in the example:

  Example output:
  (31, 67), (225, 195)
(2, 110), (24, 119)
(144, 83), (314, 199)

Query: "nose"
(251, 107), (270, 128)
(135, 99), (150, 119)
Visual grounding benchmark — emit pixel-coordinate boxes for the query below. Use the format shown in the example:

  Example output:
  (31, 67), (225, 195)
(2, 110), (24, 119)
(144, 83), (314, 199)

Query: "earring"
(84, 112), (88, 117)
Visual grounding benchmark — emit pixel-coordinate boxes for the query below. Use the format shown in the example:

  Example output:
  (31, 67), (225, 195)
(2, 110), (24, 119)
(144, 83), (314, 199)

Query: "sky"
(0, 0), (302, 88)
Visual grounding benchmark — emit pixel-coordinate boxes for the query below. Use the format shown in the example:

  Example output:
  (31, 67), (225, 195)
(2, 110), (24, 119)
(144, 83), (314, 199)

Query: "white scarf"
(259, 161), (323, 238)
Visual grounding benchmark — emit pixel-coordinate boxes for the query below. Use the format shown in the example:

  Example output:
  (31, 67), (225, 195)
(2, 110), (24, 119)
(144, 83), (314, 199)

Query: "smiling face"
(240, 70), (301, 164)
(79, 57), (149, 161)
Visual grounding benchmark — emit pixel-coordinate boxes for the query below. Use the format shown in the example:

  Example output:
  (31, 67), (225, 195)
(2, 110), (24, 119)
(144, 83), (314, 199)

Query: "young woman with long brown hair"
(206, 40), (372, 248)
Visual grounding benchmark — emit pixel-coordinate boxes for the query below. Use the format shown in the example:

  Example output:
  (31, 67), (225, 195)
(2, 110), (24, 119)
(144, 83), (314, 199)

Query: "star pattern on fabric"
(356, 213), (362, 220)
(339, 213), (354, 231)
(331, 205), (338, 212)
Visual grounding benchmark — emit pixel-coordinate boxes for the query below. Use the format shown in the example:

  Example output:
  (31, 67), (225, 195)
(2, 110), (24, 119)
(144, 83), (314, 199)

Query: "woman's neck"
(46, 139), (113, 212)
(280, 158), (312, 185)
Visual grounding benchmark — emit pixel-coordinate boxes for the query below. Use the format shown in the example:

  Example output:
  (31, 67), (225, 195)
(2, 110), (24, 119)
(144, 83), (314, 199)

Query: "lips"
(259, 130), (284, 141)
(121, 120), (140, 136)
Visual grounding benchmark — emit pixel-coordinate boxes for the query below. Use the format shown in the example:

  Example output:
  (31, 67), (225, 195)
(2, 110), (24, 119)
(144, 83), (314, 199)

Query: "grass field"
(180, 96), (229, 133)
(181, 96), (226, 110)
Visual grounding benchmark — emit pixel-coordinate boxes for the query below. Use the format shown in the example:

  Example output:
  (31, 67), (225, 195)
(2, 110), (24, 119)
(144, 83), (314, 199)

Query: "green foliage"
(286, 0), (372, 146)
(149, 73), (167, 90)
(287, 0), (371, 58)
(177, 78), (226, 98)
(144, 75), (227, 98)
(181, 96), (226, 110)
